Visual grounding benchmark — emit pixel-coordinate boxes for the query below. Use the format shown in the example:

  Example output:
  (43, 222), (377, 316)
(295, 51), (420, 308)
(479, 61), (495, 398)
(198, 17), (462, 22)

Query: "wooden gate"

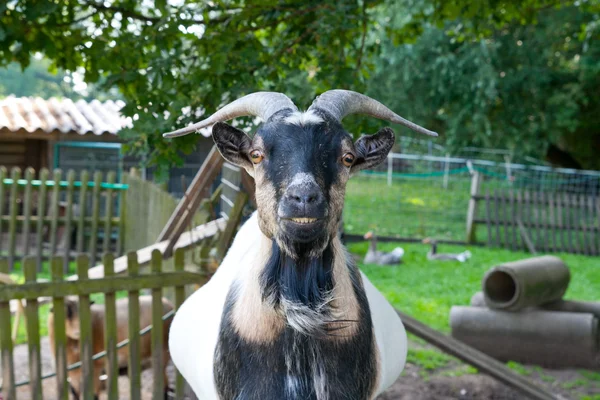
(0, 249), (205, 400)
(473, 188), (600, 255)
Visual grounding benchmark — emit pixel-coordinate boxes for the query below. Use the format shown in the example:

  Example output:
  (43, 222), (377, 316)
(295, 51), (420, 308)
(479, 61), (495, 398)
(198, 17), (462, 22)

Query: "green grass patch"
(562, 379), (589, 390)
(506, 361), (532, 376)
(580, 371), (600, 382)
(406, 348), (452, 371)
(353, 241), (600, 333)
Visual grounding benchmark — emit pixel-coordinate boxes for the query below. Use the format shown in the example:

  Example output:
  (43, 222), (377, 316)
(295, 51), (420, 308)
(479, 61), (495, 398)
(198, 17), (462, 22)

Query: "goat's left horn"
(307, 89), (438, 137)
(163, 92), (298, 138)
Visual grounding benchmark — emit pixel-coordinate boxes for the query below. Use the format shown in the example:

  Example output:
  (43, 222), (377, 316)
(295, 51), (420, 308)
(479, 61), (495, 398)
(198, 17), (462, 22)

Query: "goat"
(166, 90), (437, 399)
(48, 296), (173, 400)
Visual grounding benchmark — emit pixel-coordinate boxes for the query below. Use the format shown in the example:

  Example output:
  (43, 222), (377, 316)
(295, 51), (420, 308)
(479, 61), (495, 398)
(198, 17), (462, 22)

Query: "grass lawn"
(351, 239), (600, 397)
(351, 241), (600, 332)
(343, 175), (473, 241)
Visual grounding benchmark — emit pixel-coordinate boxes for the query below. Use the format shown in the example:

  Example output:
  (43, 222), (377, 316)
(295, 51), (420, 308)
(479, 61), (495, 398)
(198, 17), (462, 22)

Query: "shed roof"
(0, 96), (132, 136)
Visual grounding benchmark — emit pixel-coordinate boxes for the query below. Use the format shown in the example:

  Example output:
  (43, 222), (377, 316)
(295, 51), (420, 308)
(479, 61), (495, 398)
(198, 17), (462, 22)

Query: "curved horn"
(308, 89), (438, 137)
(163, 92), (298, 138)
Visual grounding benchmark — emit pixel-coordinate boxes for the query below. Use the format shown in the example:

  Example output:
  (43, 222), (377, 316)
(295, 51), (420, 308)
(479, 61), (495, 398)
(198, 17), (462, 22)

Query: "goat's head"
(164, 90), (436, 259)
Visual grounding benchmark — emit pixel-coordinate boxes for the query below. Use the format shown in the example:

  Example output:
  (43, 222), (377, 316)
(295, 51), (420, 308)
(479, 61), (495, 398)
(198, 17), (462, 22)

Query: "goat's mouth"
(279, 217), (326, 243)
(288, 217), (319, 225)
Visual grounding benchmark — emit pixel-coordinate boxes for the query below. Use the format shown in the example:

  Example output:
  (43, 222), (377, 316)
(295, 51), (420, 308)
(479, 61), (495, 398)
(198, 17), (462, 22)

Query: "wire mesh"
(343, 153), (600, 243)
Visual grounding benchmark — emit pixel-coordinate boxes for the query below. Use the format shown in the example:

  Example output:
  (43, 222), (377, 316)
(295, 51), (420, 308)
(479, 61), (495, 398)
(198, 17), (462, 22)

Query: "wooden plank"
(509, 190), (517, 251)
(484, 189), (493, 247)
(157, 146), (223, 243)
(76, 170), (90, 255)
(493, 189), (501, 248)
(540, 192), (549, 253)
(397, 310), (559, 400)
(517, 218), (537, 254)
(548, 194), (556, 253)
(24, 257), (43, 399)
(117, 173), (127, 256)
(151, 250), (165, 399)
(240, 169), (257, 208)
(103, 171), (116, 254)
(215, 192), (248, 262)
(0, 258), (16, 400)
(74, 218), (226, 280)
(587, 196), (600, 256)
(89, 171), (103, 266)
(35, 168), (49, 271)
(173, 248), (186, 398)
(77, 255), (95, 399)
(0, 167), (6, 253)
(465, 172), (482, 244)
(0, 271), (206, 301)
(21, 167), (35, 255)
(63, 170), (76, 273)
(502, 190), (510, 248)
(103, 253), (119, 400)
(49, 169), (62, 256)
(597, 197), (600, 256)
(51, 257), (69, 400)
(8, 168), (21, 269)
(565, 192), (573, 253)
(581, 194), (591, 256)
(531, 191), (544, 251)
(128, 252), (142, 400)
(514, 190), (525, 250)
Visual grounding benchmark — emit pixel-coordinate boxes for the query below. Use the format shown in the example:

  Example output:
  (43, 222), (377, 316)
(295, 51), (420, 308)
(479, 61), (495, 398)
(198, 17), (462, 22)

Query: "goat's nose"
(285, 183), (324, 206)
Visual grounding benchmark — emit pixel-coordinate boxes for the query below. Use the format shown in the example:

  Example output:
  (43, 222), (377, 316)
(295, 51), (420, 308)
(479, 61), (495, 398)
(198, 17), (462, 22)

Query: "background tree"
(1, 0), (598, 173)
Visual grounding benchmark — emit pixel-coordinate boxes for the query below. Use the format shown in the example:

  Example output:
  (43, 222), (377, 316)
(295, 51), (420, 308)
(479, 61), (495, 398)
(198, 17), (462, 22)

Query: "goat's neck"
(230, 232), (362, 342)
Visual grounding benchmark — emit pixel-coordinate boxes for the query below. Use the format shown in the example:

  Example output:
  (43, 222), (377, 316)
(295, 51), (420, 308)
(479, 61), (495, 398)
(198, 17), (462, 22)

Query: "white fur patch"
(284, 110), (324, 126)
(290, 172), (317, 187)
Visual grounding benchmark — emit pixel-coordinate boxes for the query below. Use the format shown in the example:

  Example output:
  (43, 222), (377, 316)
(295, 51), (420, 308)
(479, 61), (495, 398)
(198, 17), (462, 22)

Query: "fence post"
(387, 154), (393, 187)
(466, 171), (482, 244)
(443, 153), (450, 189)
(0, 258), (16, 400)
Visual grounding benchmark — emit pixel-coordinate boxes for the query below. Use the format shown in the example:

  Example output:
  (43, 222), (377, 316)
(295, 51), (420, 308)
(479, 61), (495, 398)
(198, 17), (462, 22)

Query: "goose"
(363, 231), (405, 265)
(422, 238), (472, 262)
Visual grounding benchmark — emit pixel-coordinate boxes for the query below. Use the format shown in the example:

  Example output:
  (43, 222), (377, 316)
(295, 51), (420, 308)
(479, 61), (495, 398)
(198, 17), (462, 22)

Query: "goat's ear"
(351, 127), (395, 174)
(212, 122), (253, 170)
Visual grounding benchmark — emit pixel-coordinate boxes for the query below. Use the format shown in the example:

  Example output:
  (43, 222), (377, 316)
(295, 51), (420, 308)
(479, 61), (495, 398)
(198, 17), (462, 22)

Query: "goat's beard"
(260, 239), (336, 337)
(275, 231), (330, 260)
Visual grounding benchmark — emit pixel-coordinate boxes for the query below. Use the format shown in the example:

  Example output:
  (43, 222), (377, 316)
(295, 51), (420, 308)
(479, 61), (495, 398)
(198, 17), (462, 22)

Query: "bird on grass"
(363, 231), (405, 265)
(422, 238), (471, 262)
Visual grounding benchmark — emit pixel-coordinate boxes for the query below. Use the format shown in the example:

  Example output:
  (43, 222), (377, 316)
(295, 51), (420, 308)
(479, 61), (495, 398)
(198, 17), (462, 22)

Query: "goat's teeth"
(291, 217), (316, 224)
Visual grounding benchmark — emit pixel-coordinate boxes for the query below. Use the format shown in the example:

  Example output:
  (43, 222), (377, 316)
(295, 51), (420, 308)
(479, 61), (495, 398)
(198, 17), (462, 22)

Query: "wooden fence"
(472, 187), (600, 255)
(0, 249), (206, 400)
(0, 166), (222, 272)
(0, 167), (126, 271)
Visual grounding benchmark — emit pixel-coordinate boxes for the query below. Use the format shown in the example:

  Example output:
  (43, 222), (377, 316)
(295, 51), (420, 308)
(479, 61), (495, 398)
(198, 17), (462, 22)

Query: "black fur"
(260, 240), (333, 311)
(214, 246), (377, 400)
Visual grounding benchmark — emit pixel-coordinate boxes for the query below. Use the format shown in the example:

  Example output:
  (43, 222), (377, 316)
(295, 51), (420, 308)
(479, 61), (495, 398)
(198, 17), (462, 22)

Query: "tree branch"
(355, 1), (368, 74)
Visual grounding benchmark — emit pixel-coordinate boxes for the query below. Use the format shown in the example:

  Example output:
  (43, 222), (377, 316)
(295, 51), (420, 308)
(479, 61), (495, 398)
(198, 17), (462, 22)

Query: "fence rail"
(0, 249), (205, 400)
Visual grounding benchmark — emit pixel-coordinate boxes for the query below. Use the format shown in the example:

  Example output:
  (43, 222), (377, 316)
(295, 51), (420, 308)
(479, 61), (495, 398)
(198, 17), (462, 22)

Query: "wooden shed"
(0, 96), (128, 174)
(0, 95), (217, 196)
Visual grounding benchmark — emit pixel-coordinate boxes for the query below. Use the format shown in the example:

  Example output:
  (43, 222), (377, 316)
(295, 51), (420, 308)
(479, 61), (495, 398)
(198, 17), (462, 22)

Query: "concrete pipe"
(450, 306), (600, 369)
(472, 290), (600, 319)
(482, 255), (570, 311)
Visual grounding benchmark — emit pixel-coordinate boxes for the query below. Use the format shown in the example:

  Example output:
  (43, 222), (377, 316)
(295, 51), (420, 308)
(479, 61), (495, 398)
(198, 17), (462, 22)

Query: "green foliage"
(366, 3), (600, 169)
(1, 1), (598, 171)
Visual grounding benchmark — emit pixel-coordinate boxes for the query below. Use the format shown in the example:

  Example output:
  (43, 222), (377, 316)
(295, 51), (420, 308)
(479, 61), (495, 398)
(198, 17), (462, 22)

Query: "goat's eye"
(250, 150), (264, 164)
(341, 153), (355, 167)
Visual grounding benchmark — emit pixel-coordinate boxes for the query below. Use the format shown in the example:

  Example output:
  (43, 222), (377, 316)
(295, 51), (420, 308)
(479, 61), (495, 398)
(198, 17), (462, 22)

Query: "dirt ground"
(3, 338), (598, 399)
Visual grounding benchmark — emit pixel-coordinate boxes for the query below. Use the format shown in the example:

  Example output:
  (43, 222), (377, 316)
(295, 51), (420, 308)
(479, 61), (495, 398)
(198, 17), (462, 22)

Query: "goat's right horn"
(163, 92), (298, 138)
(308, 89), (438, 137)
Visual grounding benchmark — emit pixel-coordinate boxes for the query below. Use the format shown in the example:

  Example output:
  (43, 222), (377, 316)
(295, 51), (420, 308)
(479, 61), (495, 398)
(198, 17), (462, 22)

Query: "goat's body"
(170, 212), (407, 399)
